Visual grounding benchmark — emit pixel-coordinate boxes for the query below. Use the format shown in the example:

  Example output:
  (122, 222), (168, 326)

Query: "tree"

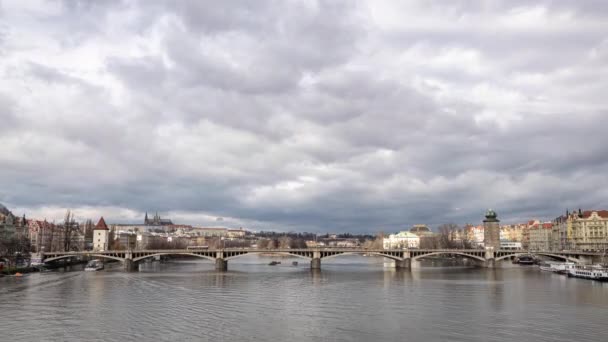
(108, 227), (119, 250)
(83, 219), (94, 250)
(278, 236), (291, 248)
(62, 210), (79, 251)
(0, 235), (31, 271)
(438, 223), (460, 249)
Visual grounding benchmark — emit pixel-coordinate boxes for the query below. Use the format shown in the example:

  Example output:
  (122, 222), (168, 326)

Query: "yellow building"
(554, 210), (608, 251)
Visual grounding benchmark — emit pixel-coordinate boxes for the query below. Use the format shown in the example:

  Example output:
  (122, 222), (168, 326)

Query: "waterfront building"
(528, 222), (553, 251)
(500, 224), (524, 243)
(469, 225), (485, 247)
(483, 209), (500, 250)
(93, 217), (109, 251)
(567, 210), (608, 251)
(550, 210), (608, 251)
(383, 231), (420, 249)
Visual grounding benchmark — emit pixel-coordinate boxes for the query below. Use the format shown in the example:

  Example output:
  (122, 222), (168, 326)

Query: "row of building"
(383, 209), (608, 252)
(1, 204), (251, 252)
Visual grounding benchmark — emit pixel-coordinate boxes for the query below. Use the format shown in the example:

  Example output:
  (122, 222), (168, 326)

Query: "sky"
(1, 0), (607, 233)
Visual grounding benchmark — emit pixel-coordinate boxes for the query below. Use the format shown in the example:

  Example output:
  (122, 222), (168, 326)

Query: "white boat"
(539, 261), (559, 272)
(552, 262), (576, 274)
(568, 265), (608, 281)
(84, 259), (104, 271)
(539, 261), (575, 274)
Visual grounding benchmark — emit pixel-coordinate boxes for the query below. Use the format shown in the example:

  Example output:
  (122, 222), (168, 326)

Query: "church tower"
(144, 212), (149, 225)
(483, 209), (500, 250)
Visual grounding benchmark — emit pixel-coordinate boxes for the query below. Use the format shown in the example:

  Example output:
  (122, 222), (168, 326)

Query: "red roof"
(582, 210), (608, 219)
(95, 217), (109, 230)
(542, 223), (553, 229)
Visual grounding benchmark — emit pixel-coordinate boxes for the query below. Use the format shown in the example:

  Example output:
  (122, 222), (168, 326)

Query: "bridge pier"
(395, 258), (411, 269)
(123, 259), (138, 272)
(483, 259), (495, 268)
(215, 258), (228, 271)
(310, 258), (321, 269)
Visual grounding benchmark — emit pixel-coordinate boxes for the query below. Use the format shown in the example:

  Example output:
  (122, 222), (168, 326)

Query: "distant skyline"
(1, 1), (607, 233)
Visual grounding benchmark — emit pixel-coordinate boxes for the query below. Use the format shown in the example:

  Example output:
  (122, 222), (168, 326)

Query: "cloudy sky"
(1, 1), (607, 232)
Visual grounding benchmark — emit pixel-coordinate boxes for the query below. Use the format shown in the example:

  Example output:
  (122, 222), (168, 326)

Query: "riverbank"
(0, 260), (87, 276)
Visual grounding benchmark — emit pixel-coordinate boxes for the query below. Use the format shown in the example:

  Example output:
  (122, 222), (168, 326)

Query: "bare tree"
(438, 223), (460, 249)
(278, 236), (291, 249)
(83, 219), (94, 250)
(419, 235), (440, 249)
(62, 210), (80, 252)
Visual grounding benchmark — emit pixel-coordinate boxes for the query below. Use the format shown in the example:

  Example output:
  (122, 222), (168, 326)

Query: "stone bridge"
(39, 248), (603, 271)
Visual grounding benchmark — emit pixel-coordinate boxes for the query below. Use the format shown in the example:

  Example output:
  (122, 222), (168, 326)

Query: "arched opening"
(132, 253), (216, 263)
(44, 254), (125, 264)
(224, 251), (312, 261)
(412, 252), (485, 262)
(495, 253), (578, 263)
(321, 252), (403, 261)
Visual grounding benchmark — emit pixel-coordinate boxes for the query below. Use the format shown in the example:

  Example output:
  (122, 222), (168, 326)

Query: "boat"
(84, 259), (104, 271)
(552, 262), (576, 274)
(568, 265), (608, 281)
(517, 255), (535, 265)
(268, 261), (281, 266)
(539, 261), (576, 274)
(539, 261), (556, 271)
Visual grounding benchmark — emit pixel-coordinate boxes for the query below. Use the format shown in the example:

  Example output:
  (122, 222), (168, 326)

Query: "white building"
(383, 231), (420, 249)
(471, 225), (485, 247)
(93, 217), (109, 251)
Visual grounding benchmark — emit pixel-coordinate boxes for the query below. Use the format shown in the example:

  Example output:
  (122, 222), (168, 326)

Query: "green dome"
(485, 209), (497, 219)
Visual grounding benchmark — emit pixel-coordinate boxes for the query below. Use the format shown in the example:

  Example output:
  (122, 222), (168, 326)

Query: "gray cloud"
(1, 0), (607, 232)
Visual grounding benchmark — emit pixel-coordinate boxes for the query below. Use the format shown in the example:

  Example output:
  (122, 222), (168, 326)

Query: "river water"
(1, 256), (607, 342)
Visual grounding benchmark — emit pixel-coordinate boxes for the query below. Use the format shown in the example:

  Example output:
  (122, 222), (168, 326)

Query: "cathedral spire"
(145, 211), (148, 224)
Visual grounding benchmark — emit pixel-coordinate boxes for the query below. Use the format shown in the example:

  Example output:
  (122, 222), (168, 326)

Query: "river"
(1, 256), (607, 342)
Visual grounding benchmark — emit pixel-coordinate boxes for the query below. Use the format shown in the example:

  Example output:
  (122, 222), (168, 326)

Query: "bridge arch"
(494, 252), (579, 263)
(132, 252), (216, 263)
(321, 252), (403, 261)
(224, 251), (312, 261)
(412, 251), (485, 262)
(44, 254), (125, 263)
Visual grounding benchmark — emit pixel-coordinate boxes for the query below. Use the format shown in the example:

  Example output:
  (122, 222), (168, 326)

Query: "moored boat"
(539, 261), (576, 274)
(568, 265), (608, 281)
(85, 259), (104, 271)
(517, 255), (535, 265)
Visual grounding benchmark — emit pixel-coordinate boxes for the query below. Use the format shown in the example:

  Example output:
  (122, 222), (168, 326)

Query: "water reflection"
(1, 256), (607, 342)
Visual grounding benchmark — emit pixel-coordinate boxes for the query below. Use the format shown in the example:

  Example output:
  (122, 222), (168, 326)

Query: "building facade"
(383, 231), (420, 249)
(528, 223), (552, 251)
(550, 210), (608, 251)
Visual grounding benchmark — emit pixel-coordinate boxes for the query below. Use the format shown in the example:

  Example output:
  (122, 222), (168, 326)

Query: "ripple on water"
(1, 257), (608, 342)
